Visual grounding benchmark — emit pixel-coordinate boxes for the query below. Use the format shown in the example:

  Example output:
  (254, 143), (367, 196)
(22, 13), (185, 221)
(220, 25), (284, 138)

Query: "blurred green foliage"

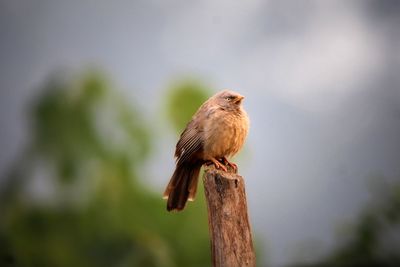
(2, 70), (398, 267)
(165, 79), (210, 132)
(0, 72), (210, 267)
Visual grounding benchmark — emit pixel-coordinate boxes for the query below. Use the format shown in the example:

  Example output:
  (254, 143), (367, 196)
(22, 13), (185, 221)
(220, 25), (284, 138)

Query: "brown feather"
(163, 161), (203, 211)
(163, 89), (249, 212)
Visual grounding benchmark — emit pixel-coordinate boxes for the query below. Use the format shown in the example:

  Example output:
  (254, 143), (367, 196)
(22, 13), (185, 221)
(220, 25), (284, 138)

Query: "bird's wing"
(175, 120), (203, 163)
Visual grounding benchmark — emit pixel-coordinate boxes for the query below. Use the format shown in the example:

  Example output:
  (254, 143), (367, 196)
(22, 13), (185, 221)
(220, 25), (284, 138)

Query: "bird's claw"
(208, 158), (228, 172)
(221, 157), (238, 172)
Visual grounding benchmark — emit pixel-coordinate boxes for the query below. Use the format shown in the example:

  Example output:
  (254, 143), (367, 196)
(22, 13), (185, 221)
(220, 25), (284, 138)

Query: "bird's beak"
(235, 95), (244, 104)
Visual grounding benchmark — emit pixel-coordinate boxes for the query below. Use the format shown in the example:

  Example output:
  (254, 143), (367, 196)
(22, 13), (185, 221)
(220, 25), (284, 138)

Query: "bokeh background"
(1, 1), (400, 266)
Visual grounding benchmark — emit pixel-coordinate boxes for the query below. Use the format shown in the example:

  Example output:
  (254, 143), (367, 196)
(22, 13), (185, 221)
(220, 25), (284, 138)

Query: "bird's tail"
(163, 161), (203, 211)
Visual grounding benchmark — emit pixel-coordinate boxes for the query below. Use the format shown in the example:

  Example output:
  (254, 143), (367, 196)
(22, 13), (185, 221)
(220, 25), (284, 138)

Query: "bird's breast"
(203, 109), (249, 160)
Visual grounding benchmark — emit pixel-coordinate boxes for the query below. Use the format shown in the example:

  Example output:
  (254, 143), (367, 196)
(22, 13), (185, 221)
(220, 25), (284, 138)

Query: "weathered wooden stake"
(203, 165), (256, 267)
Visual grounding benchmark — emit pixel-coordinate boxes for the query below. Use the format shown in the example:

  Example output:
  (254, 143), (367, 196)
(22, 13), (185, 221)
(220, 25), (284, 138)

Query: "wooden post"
(203, 165), (256, 267)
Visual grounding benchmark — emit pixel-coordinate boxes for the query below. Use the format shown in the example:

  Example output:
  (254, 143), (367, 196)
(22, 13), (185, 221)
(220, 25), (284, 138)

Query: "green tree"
(0, 72), (210, 267)
(165, 78), (210, 132)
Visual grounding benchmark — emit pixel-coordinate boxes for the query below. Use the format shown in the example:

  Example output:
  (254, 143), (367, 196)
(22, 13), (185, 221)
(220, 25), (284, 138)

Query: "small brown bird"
(163, 90), (249, 211)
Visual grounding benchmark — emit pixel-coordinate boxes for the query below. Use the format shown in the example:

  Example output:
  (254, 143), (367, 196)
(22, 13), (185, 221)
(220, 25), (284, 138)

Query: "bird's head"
(214, 90), (245, 111)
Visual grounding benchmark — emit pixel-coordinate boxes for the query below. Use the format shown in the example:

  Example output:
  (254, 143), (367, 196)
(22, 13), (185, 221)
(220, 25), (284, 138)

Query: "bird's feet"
(206, 158), (228, 172)
(205, 157), (238, 173)
(221, 157), (238, 172)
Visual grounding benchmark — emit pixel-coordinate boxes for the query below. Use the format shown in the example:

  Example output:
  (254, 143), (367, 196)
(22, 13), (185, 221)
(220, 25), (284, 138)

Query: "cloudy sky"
(1, 0), (400, 266)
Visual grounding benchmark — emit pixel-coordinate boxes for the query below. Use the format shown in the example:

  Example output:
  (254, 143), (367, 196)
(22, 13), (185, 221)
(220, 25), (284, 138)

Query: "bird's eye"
(225, 96), (234, 101)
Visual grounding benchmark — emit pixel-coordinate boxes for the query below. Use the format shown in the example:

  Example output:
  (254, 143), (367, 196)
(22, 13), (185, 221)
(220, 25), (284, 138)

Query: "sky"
(1, 0), (400, 266)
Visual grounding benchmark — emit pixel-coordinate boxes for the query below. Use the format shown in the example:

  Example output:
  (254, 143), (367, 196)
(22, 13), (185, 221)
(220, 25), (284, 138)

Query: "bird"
(163, 90), (249, 211)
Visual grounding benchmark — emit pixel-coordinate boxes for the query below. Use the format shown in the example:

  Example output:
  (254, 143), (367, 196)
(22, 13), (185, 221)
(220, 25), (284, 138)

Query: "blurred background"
(1, 1), (400, 266)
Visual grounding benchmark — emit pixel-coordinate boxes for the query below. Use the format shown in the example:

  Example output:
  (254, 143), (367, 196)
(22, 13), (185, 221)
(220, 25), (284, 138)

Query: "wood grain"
(203, 165), (256, 267)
